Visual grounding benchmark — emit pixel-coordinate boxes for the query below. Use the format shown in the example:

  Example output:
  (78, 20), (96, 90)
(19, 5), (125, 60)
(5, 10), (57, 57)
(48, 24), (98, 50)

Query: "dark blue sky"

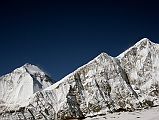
(0, 0), (159, 81)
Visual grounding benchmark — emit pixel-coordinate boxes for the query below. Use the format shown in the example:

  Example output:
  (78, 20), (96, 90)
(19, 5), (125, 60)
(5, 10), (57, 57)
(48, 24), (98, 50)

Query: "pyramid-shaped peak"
(23, 63), (39, 68)
(11, 63), (46, 77)
(95, 52), (111, 59)
(23, 63), (33, 67)
(117, 38), (153, 59)
(134, 38), (152, 46)
(0, 63), (53, 107)
(97, 52), (108, 57)
(23, 63), (41, 70)
(139, 38), (151, 42)
(22, 63), (46, 76)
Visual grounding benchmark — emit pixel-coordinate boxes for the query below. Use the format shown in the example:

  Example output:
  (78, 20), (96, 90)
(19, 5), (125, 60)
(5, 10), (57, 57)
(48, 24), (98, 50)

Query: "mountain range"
(0, 38), (159, 120)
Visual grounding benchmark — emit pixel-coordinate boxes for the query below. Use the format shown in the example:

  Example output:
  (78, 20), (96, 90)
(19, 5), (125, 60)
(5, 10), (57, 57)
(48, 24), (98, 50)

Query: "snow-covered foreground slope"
(0, 38), (159, 120)
(85, 106), (159, 120)
(0, 64), (53, 113)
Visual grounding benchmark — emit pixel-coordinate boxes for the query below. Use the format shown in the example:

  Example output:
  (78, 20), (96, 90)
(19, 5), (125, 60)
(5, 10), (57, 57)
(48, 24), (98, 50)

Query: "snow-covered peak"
(24, 63), (44, 73)
(117, 38), (153, 59)
(135, 37), (151, 44)
(45, 52), (111, 91)
(0, 63), (53, 109)
(132, 38), (152, 47)
(13, 63), (45, 76)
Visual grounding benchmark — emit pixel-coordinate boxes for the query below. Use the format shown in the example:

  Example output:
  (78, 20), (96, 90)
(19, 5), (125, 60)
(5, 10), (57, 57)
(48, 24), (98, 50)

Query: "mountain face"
(0, 38), (159, 120)
(0, 64), (53, 113)
(118, 38), (159, 106)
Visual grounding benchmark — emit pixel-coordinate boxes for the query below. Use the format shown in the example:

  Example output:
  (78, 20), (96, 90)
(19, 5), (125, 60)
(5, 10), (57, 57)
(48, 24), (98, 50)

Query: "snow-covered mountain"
(117, 38), (159, 106)
(0, 64), (53, 113)
(0, 38), (159, 120)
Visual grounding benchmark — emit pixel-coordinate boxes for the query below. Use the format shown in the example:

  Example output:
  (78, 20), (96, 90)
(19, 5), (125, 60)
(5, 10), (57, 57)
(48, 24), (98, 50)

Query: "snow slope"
(0, 64), (53, 112)
(85, 106), (159, 120)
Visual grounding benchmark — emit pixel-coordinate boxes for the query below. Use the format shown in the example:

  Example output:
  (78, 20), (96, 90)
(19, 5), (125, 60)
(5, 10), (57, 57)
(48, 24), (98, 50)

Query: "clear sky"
(0, 0), (159, 81)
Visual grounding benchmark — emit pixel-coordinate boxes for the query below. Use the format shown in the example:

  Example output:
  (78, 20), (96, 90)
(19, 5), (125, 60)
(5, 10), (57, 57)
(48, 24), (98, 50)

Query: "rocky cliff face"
(0, 38), (159, 120)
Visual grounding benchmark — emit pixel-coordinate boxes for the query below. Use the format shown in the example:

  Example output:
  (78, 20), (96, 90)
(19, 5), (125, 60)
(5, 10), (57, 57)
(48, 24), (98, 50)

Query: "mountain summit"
(0, 38), (159, 120)
(0, 64), (53, 110)
(117, 38), (152, 59)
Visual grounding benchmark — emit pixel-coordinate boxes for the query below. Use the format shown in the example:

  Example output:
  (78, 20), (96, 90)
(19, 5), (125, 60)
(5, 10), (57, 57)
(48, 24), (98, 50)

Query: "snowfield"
(85, 106), (159, 120)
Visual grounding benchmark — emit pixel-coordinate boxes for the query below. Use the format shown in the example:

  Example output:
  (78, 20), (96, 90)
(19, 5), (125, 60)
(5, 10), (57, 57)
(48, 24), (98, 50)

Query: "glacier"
(0, 38), (159, 120)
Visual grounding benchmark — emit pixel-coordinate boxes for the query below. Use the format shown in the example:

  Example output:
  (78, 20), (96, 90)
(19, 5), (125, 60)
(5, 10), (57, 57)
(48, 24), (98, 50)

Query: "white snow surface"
(84, 106), (159, 120)
(0, 64), (53, 109)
